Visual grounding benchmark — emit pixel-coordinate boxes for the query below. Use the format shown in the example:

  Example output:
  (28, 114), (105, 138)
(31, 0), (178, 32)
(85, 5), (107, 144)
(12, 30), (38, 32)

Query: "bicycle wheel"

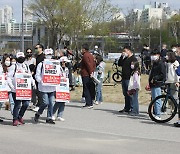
(112, 72), (122, 83)
(148, 95), (178, 123)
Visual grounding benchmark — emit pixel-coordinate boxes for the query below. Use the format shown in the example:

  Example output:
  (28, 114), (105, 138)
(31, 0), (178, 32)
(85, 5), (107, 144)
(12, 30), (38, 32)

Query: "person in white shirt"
(165, 52), (179, 104)
(34, 49), (57, 124)
(7, 52), (35, 126)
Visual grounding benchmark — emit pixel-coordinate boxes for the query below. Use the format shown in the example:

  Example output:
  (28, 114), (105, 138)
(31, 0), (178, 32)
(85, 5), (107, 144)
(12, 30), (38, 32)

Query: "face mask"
(5, 61), (11, 66)
(172, 48), (177, 52)
(16, 57), (25, 63)
(35, 49), (39, 54)
(123, 52), (128, 58)
(151, 55), (159, 61)
(131, 65), (134, 69)
(27, 53), (32, 57)
(165, 55), (168, 60)
(45, 55), (52, 59)
(11, 62), (16, 65)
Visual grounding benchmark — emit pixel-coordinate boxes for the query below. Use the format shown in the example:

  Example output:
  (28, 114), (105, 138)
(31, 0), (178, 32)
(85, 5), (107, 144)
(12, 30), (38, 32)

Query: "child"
(127, 61), (141, 115)
(52, 56), (70, 121)
(94, 55), (106, 105)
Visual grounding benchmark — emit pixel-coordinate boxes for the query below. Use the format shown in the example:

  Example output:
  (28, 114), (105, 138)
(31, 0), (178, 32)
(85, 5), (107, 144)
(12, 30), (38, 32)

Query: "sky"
(0, 0), (179, 22)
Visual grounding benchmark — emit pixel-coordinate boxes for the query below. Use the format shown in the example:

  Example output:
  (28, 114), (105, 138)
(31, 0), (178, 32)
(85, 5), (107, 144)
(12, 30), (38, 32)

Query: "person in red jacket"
(81, 44), (96, 109)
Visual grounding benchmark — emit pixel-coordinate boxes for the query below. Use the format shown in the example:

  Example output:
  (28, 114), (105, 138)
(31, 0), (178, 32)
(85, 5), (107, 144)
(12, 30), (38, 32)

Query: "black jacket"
(118, 55), (137, 80)
(149, 60), (166, 88)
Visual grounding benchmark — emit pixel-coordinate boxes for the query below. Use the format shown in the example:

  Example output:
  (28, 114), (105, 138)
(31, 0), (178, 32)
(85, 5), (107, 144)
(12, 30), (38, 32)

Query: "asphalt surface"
(0, 101), (180, 154)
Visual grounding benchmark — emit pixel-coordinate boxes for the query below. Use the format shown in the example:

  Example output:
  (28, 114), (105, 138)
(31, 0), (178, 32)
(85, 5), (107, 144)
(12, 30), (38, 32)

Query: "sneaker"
(82, 105), (89, 108)
(57, 117), (65, 121)
(174, 122), (180, 127)
(34, 113), (40, 122)
(52, 115), (56, 121)
(118, 109), (129, 113)
(0, 119), (3, 122)
(46, 119), (55, 124)
(32, 107), (39, 112)
(94, 101), (99, 105)
(155, 116), (161, 120)
(13, 120), (19, 126)
(18, 118), (25, 125)
(87, 105), (93, 109)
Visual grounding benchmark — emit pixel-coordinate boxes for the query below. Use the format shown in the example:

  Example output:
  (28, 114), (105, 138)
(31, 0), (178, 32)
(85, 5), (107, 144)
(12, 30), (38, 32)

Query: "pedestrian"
(174, 44), (180, 127)
(94, 54), (106, 105)
(2, 54), (14, 114)
(52, 56), (70, 121)
(149, 49), (166, 120)
(81, 44), (96, 109)
(127, 61), (141, 115)
(32, 44), (45, 112)
(34, 49), (57, 124)
(160, 44), (168, 61)
(7, 52), (35, 126)
(118, 46), (137, 113)
(165, 52), (179, 104)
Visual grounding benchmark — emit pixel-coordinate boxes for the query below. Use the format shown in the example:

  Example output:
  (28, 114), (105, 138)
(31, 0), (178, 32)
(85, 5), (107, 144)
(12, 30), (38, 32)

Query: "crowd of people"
(118, 44), (180, 127)
(0, 43), (105, 126)
(0, 43), (180, 128)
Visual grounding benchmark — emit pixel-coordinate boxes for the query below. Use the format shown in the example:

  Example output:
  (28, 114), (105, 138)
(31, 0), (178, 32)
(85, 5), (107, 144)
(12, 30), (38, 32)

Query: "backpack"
(13, 64), (29, 77)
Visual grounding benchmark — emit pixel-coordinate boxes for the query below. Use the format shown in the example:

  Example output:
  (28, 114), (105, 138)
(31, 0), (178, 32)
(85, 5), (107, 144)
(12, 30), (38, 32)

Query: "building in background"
(0, 5), (13, 24)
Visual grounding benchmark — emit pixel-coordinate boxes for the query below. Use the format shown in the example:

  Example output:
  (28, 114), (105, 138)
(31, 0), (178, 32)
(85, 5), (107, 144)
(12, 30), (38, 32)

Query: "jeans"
(151, 87), (162, 116)
(131, 90), (139, 114)
(82, 76), (95, 106)
(122, 80), (132, 111)
(12, 93), (29, 121)
(53, 102), (65, 118)
(96, 79), (103, 102)
(8, 92), (15, 115)
(37, 92), (54, 119)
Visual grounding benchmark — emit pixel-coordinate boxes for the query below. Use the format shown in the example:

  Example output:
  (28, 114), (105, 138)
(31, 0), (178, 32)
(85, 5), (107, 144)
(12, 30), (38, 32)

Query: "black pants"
(82, 76), (95, 106)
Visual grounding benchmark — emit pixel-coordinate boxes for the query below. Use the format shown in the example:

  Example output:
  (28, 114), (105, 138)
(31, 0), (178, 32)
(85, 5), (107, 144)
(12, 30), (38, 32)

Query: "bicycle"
(112, 59), (122, 83)
(148, 83), (178, 123)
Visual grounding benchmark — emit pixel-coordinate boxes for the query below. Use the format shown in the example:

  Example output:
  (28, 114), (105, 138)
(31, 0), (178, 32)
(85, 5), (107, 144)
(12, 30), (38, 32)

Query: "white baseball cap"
(16, 52), (25, 58)
(44, 48), (53, 55)
(59, 56), (71, 62)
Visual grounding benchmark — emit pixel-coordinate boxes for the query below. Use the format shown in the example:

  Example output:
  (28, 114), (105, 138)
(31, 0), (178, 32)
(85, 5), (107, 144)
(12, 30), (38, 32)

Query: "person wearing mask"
(2, 54), (14, 113)
(34, 49), (56, 124)
(7, 52), (35, 126)
(52, 56), (69, 121)
(118, 46), (137, 113)
(149, 49), (166, 120)
(24, 48), (36, 109)
(32, 44), (45, 112)
(160, 44), (168, 61)
(81, 44), (96, 109)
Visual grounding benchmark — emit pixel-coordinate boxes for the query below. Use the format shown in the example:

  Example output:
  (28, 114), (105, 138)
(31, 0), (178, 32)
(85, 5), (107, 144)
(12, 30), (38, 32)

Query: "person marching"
(7, 52), (35, 126)
(34, 49), (60, 124)
(52, 56), (70, 121)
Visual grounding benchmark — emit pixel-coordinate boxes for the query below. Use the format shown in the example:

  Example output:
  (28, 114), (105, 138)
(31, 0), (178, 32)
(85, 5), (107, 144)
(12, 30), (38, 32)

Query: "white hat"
(59, 56), (71, 62)
(44, 48), (53, 55)
(16, 52), (25, 58)
(95, 45), (98, 49)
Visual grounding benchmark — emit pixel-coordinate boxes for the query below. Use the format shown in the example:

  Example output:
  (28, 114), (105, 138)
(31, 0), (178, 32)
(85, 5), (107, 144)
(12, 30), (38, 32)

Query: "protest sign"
(0, 74), (8, 102)
(15, 73), (32, 100)
(42, 59), (61, 86)
(56, 77), (70, 103)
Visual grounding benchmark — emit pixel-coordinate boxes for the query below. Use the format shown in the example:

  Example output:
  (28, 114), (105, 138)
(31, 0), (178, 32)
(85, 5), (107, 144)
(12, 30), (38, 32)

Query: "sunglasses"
(27, 52), (32, 54)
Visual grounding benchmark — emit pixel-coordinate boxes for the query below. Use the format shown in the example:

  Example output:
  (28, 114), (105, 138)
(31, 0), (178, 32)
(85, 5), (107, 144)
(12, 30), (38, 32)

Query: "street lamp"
(21, 0), (24, 52)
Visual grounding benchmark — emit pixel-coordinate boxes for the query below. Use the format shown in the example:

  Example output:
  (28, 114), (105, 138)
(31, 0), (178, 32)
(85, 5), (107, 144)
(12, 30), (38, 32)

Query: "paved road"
(0, 102), (180, 154)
